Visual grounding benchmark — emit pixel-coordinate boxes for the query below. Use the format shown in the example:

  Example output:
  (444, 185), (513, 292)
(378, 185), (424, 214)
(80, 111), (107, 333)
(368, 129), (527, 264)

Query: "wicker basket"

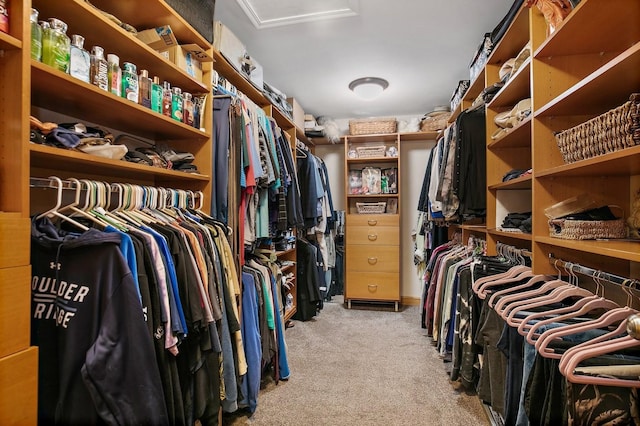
(355, 146), (386, 158)
(349, 117), (397, 135)
(356, 202), (387, 214)
(421, 112), (451, 132)
(548, 206), (627, 240)
(555, 93), (640, 163)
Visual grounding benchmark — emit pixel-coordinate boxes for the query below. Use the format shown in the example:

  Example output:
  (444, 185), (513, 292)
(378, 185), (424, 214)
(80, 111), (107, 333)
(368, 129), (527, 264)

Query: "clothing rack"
(549, 254), (640, 288)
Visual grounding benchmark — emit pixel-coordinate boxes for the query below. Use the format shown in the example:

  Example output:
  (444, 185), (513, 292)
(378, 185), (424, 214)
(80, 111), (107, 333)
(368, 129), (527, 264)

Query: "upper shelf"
(30, 144), (210, 183)
(31, 61), (210, 142)
(536, 236), (640, 263)
(462, 68), (486, 104)
(487, 4), (530, 65)
(212, 48), (270, 107)
(86, 0), (211, 48)
(488, 116), (532, 149)
(487, 60), (531, 109)
(536, 145), (640, 178)
(488, 174), (532, 190)
(33, 0), (208, 94)
(535, 43), (640, 118)
(0, 31), (21, 50)
(535, 0), (640, 58)
(347, 156), (398, 164)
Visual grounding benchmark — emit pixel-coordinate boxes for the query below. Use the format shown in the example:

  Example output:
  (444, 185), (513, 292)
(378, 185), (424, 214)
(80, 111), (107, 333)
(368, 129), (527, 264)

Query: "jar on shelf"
(30, 8), (42, 61)
(42, 18), (70, 73)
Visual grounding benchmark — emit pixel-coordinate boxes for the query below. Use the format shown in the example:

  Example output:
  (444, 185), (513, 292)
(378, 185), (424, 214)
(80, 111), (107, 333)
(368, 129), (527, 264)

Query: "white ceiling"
(215, 0), (515, 120)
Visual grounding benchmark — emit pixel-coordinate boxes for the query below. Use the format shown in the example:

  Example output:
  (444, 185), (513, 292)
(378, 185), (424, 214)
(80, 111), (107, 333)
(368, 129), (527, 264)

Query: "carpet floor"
(225, 296), (489, 425)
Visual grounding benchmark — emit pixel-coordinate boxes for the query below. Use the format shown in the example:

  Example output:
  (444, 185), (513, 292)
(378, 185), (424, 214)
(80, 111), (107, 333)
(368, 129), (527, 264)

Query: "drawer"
(346, 214), (398, 227)
(346, 226), (399, 246)
(0, 213), (30, 269)
(346, 271), (399, 301)
(346, 246), (399, 272)
(0, 347), (38, 425)
(0, 266), (31, 358)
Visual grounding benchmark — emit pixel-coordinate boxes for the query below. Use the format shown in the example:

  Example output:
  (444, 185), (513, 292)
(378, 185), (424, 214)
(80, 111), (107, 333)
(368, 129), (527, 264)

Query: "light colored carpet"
(226, 296), (489, 425)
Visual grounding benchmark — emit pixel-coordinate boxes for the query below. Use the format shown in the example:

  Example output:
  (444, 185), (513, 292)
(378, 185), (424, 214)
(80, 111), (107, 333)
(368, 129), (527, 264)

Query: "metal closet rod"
(548, 254), (639, 287)
(496, 241), (532, 258)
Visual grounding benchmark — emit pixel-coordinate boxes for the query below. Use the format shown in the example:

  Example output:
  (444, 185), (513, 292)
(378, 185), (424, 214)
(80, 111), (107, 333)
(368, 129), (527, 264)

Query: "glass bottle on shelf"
(138, 69), (152, 109)
(69, 35), (90, 83)
(90, 46), (108, 91)
(107, 54), (121, 96)
(30, 8), (42, 61)
(42, 18), (70, 73)
(121, 62), (139, 102)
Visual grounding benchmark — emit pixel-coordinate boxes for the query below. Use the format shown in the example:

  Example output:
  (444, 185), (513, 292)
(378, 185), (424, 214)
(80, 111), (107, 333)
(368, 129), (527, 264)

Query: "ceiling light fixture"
(349, 77), (389, 100)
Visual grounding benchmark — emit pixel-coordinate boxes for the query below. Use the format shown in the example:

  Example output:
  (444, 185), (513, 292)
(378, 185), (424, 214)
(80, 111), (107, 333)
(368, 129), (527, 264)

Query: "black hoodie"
(31, 217), (169, 425)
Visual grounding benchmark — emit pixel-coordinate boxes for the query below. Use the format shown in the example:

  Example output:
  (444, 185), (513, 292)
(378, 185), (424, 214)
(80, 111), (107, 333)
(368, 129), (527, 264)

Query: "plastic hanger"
(493, 278), (568, 315)
(56, 178), (110, 228)
(36, 176), (89, 231)
(487, 274), (551, 307)
(538, 279), (639, 361)
(559, 315), (640, 388)
(520, 271), (619, 342)
(502, 284), (594, 326)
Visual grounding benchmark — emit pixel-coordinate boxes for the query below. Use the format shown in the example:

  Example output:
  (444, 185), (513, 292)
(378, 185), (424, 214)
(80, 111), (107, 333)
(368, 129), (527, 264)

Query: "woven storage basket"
(356, 202), (387, 214)
(555, 93), (640, 163)
(355, 146), (386, 158)
(548, 206), (627, 240)
(349, 117), (397, 135)
(421, 112), (451, 132)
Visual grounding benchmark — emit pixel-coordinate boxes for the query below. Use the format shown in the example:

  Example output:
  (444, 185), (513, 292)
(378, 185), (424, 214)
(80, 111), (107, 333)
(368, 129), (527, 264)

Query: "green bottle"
(151, 76), (163, 114)
(121, 62), (139, 103)
(42, 18), (70, 73)
(171, 87), (183, 122)
(30, 8), (42, 61)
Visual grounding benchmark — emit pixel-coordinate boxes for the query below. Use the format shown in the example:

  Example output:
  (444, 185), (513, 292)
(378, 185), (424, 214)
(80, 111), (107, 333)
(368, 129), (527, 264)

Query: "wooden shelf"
(488, 116), (532, 149)
(270, 105), (295, 130)
(488, 229), (533, 242)
(346, 156), (398, 164)
(448, 103), (463, 124)
(534, 0), (640, 58)
(30, 144), (210, 182)
(535, 43), (640, 118)
(347, 194), (399, 199)
(400, 131), (440, 141)
(31, 61), (209, 141)
(280, 263), (296, 273)
(0, 31), (21, 50)
(275, 247), (296, 257)
(536, 145), (640, 178)
(487, 60), (531, 109)
(87, 0), (211, 48)
(487, 4), (530, 65)
(344, 133), (399, 143)
(211, 48), (270, 106)
(33, 0), (208, 95)
(489, 174), (532, 190)
(461, 224), (487, 232)
(536, 236), (640, 263)
(464, 68), (486, 103)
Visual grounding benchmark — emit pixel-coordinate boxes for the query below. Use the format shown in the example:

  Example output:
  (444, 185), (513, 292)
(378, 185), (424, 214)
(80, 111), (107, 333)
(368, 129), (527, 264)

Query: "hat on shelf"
(425, 106), (451, 117)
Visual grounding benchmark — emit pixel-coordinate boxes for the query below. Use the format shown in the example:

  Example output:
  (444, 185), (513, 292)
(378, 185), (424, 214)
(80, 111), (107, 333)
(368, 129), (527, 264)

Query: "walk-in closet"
(1, 0), (638, 425)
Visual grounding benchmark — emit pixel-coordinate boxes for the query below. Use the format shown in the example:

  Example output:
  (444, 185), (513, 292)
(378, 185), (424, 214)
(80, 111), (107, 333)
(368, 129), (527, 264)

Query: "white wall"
(314, 137), (436, 300)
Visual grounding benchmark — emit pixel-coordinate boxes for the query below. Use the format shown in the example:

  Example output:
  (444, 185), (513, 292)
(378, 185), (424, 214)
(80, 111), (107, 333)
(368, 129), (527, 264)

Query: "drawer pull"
(367, 284), (378, 292)
(367, 234), (378, 241)
(367, 257), (378, 265)
(367, 219), (378, 226)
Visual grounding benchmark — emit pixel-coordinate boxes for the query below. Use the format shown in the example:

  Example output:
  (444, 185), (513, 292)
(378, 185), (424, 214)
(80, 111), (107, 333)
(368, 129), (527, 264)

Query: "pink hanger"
(493, 279), (567, 316)
(518, 269), (618, 339)
(502, 285), (594, 327)
(476, 267), (535, 299)
(560, 320), (640, 388)
(472, 264), (530, 294)
(487, 274), (551, 307)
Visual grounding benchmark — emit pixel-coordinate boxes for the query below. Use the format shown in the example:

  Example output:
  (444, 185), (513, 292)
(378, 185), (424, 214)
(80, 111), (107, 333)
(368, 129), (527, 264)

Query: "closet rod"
(548, 254), (639, 288)
(30, 176), (76, 190)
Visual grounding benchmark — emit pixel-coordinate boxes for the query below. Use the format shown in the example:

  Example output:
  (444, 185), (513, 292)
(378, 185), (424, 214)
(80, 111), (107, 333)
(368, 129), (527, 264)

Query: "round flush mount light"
(349, 77), (389, 100)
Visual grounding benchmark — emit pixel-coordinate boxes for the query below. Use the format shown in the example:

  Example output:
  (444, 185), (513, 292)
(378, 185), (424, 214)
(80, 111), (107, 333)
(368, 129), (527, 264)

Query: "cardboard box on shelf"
(136, 25), (178, 50)
(287, 97), (305, 131)
(214, 21), (246, 73)
(159, 44), (213, 83)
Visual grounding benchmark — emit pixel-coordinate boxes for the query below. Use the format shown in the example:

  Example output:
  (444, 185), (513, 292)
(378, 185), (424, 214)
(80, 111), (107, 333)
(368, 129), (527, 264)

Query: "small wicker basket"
(356, 202), (387, 214)
(555, 93), (640, 163)
(349, 117), (397, 135)
(548, 206), (627, 240)
(355, 146), (386, 158)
